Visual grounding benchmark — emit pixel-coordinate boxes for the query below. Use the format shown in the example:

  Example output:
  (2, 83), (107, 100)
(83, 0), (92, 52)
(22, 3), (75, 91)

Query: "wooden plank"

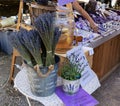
(16, 0), (23, 30)
(20, 23), (33, 30)
(100, 63), (120, 82)
(92, 34), (120, 79)
(66, 3), (74, 19)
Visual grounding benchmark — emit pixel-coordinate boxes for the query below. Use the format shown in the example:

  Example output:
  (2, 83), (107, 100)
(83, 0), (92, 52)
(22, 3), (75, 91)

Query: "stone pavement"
(93, 64), (120, 106)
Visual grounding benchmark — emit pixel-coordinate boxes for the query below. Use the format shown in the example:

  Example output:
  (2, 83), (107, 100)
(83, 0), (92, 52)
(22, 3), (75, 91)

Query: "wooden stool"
(9, 0), (31, 83)
(9, 0), (23, 83)
(9, 49), (20, 83)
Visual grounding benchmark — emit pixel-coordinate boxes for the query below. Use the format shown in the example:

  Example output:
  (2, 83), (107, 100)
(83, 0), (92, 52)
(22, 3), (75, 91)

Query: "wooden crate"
(28, 2), (56, 24)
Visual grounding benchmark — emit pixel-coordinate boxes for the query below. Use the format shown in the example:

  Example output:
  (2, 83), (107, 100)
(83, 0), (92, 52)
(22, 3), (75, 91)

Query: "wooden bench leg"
(9, 0), (23, 84)
(9, 53), (17, 83)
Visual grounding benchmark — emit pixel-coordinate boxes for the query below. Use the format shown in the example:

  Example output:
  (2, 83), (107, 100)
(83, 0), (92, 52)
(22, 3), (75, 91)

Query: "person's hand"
(90, 22), (98, 33)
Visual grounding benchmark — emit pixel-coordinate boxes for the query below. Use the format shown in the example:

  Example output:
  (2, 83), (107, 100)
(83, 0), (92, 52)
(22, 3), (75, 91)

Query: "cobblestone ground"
(0, 52), (43, 106)
(0, 52), (120, 106)
(92, 64), (120, 106)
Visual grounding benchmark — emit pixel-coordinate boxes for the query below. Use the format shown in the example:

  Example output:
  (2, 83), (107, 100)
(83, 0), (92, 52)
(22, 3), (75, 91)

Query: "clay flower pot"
(62, 78), (80, 95)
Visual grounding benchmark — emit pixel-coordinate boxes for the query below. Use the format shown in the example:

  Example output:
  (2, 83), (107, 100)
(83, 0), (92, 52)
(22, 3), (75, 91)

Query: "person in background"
(56, 0), (98, 32)
(72, 0), (98, 32)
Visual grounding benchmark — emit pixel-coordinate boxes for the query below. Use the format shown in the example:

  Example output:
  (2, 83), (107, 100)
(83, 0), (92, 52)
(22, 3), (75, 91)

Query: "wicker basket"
(28, 2), (56, 24)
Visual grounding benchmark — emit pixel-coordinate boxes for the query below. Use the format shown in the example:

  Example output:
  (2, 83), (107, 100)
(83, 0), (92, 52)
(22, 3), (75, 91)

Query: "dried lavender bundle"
(34, 12), (61, 66)
(9, 31), (34, 66)
(19, 29), (42, 66)
(35, 13), (54, 51)
(9, 12), (61, 67)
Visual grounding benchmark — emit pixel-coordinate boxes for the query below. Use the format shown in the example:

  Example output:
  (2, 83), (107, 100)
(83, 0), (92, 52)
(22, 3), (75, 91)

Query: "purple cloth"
(55, 86), (99, 106)
(58, 0), (75, 6)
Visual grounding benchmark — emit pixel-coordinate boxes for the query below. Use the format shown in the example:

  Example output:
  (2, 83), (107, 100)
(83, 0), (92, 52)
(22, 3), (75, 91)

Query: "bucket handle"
(34, 65), (54, 78)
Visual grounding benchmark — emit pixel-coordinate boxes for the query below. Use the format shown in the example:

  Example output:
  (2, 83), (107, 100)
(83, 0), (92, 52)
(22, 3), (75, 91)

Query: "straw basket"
(23, 56), (60, 97)
(28, 2), (56, 24)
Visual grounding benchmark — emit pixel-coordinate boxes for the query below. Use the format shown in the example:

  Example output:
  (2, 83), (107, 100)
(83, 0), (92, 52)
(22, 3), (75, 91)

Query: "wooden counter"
(89, 29), (120, 80)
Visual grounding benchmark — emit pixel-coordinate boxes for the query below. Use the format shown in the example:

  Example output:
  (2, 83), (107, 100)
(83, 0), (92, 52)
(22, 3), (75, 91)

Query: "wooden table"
(88, 29), (120, 80)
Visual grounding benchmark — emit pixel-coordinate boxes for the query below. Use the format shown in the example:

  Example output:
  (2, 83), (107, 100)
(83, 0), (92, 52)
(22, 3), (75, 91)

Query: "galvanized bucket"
(24, 56), (59, 97)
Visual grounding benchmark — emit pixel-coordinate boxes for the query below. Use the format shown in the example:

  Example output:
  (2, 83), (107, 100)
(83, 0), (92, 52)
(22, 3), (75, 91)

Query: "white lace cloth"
(14, 69), (64, 106)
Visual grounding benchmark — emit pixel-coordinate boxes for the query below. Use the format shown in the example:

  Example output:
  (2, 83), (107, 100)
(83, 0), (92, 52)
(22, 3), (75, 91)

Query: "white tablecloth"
(14, 69), (64, 106)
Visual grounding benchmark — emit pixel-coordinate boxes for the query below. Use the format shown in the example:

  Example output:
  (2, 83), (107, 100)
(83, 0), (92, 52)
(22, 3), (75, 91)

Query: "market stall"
(0, 0), (119, 105)
(3, 0), (100, 105)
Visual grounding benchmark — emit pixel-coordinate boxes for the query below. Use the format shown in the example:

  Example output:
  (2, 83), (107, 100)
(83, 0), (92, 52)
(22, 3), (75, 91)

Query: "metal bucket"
(24, 56), (60, 97)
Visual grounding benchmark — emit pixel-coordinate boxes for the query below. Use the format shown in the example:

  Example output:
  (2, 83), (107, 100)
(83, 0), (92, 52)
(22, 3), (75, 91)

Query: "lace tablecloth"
(14, 69), (64, 106)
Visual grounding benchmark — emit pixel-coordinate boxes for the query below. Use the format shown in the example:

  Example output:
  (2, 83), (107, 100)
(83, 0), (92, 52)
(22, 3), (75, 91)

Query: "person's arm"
(72, 1), (98, 32)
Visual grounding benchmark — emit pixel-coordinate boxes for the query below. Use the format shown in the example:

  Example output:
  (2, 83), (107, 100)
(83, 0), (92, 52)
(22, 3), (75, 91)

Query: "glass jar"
(55, 6), (75, 53)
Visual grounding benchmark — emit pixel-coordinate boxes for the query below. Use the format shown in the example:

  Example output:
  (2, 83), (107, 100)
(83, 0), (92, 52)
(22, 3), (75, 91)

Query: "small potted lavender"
(61, 59), (81, 95)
